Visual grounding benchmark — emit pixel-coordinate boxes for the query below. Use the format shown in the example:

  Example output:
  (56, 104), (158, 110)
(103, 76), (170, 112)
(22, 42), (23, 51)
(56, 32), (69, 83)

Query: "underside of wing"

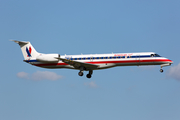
(55, 57), (99, 70)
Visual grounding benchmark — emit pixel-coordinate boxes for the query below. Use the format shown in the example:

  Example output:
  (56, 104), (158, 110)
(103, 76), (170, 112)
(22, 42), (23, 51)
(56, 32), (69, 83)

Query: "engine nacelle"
(36, 54), (60, 63)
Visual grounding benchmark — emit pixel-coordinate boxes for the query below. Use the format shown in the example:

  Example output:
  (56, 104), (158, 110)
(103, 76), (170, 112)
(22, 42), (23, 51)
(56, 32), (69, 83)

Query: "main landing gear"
(78, 71), (84, 76)
(78, 66), (84, 76)
(78, 67), (93, 78)
(86, 70), (93, 79)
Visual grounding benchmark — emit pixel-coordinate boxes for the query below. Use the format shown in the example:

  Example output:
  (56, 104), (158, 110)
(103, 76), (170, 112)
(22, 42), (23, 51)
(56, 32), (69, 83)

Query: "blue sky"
(1, 0), (180, 120)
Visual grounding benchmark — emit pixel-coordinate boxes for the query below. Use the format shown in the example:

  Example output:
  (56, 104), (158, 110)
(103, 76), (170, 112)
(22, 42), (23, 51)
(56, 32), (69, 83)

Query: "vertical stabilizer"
(12, 40), (39, 60)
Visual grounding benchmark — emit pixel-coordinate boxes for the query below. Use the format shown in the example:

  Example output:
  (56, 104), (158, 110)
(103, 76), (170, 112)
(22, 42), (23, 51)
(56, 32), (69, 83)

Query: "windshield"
(155, 54), (161, 57)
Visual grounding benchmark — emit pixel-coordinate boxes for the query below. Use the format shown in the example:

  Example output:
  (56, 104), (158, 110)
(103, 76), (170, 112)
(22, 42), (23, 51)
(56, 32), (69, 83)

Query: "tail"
(12, 40), (39, 60)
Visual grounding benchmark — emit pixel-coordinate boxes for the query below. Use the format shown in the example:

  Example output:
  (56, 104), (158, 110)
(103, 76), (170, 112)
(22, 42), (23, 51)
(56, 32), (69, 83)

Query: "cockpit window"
(155, 54), (161, 57)
(151, 54), (154, 57)
(151, 54), (161, 57)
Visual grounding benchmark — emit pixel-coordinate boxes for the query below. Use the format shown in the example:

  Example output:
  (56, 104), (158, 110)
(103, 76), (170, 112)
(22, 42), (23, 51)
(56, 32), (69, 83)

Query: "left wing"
(55, 57), (99, 69)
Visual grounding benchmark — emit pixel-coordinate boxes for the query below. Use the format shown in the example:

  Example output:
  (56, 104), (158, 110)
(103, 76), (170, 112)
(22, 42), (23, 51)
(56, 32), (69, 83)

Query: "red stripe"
(34, 62), (68, 67)
(33, 59), (172, 67)
(87, 59), (172, 64)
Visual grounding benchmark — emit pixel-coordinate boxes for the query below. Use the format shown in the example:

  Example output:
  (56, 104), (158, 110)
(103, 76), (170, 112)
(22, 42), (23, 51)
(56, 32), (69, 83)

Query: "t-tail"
(12, 40), (60, 63)
(12, 40), (39, 60)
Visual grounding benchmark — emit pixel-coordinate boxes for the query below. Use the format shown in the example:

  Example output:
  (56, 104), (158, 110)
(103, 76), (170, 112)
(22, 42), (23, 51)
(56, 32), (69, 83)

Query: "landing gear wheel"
(86, 74), (91, 78)
(160, 69), (163, 73)
(78, 72), (83, 76)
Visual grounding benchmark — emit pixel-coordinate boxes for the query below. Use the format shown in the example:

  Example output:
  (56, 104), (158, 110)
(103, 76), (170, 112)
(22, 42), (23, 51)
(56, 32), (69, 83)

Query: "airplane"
(12, 40), (173, 78)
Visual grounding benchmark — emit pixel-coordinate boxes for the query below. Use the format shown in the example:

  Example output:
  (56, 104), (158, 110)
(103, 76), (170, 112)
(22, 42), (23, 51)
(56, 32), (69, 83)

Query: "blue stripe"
(25, 60), (38, 62)
(26, 47), (31, 57)
(25, 55), (160, 63)
(70, 55), (159, 60)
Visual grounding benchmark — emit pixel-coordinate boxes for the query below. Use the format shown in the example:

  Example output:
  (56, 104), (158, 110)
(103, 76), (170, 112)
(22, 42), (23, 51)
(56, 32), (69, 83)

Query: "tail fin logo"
(26, 46), (32, 57)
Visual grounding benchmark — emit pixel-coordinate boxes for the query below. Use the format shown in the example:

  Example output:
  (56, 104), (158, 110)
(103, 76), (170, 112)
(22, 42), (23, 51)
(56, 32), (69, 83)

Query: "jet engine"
(36, 54), (60, 63)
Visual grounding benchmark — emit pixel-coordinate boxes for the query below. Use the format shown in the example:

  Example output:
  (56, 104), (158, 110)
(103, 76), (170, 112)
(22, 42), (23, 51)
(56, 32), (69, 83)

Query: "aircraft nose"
(168, 59), (173, 64)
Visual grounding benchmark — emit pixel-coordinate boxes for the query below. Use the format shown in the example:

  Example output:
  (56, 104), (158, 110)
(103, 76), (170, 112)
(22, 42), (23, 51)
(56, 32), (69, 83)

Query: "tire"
(78, 72), (83, 76)
(86, 74), (91, 78)
(160, 69), (163, 73)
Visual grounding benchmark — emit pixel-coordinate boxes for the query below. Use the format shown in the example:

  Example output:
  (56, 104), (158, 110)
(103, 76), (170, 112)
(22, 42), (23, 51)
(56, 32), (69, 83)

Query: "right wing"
(55, 57), (99, 69)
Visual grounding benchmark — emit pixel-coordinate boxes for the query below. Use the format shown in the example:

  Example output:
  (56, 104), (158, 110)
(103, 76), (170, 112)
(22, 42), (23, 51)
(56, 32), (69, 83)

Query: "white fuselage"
(13, 40), (173, 78)
(25, 52), (173, 71)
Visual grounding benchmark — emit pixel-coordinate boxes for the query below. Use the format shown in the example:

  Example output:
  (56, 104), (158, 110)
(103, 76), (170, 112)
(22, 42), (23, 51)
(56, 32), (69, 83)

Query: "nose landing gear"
(160, 69), (163, 73)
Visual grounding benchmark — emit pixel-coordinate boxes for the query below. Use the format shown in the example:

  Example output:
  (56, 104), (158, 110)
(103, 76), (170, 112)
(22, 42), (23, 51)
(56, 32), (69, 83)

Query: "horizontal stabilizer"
(11, 40), (29, 45)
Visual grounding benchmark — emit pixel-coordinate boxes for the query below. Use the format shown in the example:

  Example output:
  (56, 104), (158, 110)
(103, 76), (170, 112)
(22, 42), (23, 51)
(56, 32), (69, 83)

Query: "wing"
(55, 57), (99, 69)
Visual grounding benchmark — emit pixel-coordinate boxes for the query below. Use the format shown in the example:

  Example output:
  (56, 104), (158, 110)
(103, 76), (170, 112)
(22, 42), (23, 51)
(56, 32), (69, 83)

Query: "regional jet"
(12, 40), (173, 78)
